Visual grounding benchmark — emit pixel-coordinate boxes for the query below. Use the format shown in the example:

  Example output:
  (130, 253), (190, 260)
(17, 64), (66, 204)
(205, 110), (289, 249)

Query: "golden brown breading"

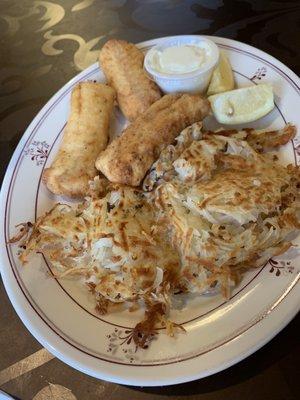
(43, 82), (115, 198)
(95, 93), (210, 186)
(99, 39), (161, 121)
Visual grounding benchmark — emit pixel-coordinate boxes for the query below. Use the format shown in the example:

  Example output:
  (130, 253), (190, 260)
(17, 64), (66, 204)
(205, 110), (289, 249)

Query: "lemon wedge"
(207, 52), (234, 96)
(208, 84), (274, 124)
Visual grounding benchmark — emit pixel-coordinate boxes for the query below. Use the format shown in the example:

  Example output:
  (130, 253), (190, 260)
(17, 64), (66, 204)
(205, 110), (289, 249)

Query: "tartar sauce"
(151, 44), (213, 74)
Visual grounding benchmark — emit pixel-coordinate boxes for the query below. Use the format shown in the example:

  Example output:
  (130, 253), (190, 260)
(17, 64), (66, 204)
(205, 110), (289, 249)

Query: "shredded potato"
(14, 123), (299, 348)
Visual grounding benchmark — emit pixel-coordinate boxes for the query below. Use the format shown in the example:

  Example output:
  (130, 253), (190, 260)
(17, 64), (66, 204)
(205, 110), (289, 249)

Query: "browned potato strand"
(99, 39), (161, 121)
(205, 124), (296, 152)
(43, 82), (115, 198)
(95, 93), (210, 186)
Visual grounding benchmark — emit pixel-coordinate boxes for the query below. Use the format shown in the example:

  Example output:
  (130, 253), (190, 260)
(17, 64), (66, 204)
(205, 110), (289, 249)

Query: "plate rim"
(0, 35), (299, 386)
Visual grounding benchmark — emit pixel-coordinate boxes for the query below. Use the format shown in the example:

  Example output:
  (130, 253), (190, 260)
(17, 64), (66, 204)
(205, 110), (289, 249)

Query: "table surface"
(0, 1), (299, 399)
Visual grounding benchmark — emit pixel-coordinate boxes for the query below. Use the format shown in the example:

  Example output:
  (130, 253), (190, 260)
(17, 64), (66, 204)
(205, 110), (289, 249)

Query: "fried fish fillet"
(43, 82), (115, 198)
(95, 93), (210, 186)
(99, 39), (161, 121)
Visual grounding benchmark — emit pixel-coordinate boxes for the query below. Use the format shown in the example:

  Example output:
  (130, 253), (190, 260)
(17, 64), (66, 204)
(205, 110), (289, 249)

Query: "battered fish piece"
(43, 82), (115, 198)
(99, 39), (161, 121)
(95, 93), (210, 186)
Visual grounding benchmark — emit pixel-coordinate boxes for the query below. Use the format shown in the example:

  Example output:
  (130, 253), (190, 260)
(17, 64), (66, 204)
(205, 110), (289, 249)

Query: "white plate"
(0, 36), (299, 386)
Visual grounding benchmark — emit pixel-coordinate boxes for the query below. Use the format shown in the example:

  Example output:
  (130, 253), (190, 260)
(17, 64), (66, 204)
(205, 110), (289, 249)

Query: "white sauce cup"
(144, 36), (219, 94)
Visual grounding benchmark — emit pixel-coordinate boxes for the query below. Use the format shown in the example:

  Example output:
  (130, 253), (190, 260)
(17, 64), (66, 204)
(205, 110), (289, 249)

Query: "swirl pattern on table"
(0, 0), (299, 184)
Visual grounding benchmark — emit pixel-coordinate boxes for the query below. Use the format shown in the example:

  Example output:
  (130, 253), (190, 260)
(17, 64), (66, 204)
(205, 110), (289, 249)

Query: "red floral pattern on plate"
(24, 140), (49, 166)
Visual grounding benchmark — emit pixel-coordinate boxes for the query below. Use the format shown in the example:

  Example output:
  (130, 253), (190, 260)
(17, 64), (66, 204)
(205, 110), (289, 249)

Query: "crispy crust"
(95, 94), (210, 186)
(14, 124), (300, 345)
(99, 39), (162, 121)
(246, 124), (296, 151)
(204, 124), (296, 152)
(43, 82), (115, 198)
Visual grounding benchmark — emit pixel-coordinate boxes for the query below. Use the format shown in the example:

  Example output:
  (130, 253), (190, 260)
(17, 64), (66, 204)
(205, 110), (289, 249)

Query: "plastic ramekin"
(144, 35), (219, 94)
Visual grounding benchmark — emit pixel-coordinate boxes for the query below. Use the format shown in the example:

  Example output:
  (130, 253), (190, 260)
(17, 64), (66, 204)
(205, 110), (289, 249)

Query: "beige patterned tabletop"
(0, 1), (299, 399)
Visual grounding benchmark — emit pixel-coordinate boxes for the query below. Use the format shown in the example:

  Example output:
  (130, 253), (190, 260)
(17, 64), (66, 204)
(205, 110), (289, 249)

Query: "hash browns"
(15, 123), (299, 345)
